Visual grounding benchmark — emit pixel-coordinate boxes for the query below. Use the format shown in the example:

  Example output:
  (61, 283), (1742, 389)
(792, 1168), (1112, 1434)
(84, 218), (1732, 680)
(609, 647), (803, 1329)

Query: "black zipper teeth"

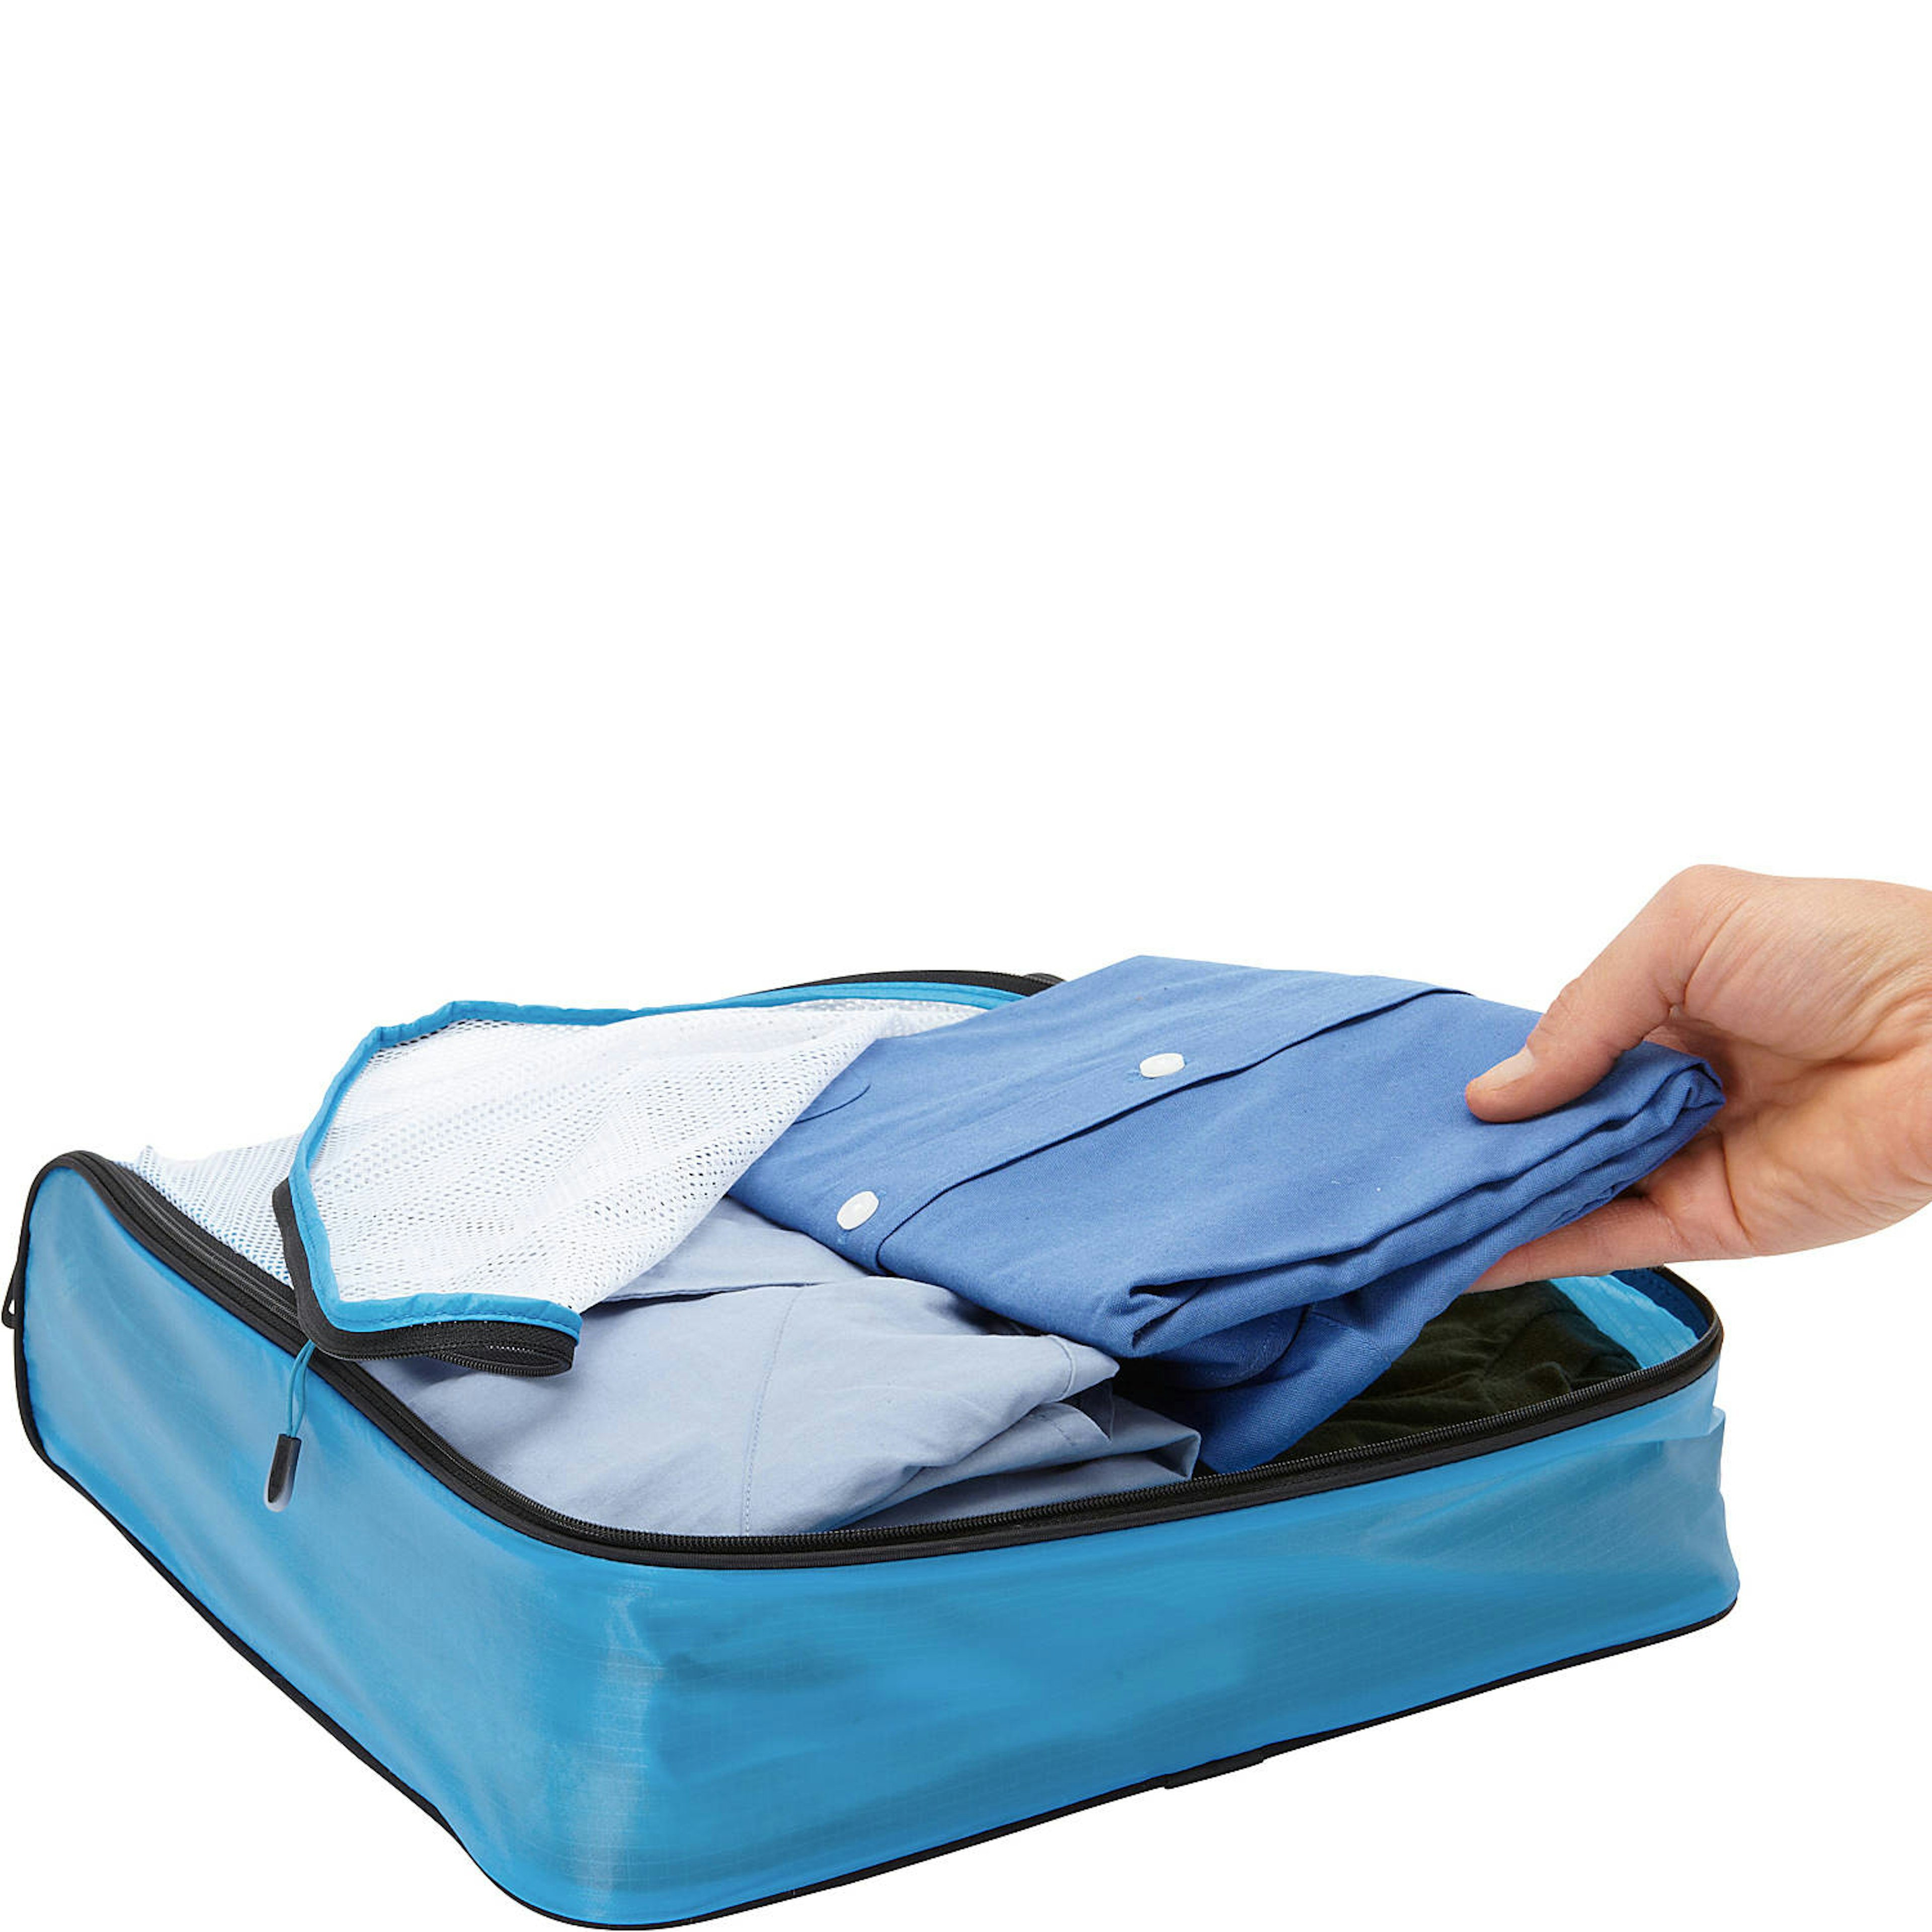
(36, 1150), (1722, 1568)
(769, 969), (1063, 997)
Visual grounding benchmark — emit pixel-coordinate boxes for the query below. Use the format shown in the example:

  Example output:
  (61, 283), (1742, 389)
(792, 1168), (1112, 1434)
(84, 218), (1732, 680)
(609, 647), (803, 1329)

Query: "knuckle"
(1533, 978), (1593, 1044)
(1662, 863), (1749, 911)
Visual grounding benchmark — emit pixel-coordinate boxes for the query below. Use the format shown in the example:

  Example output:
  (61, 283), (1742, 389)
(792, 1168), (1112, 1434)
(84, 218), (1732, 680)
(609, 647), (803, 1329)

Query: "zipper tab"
(265, 1339), (315, 1511)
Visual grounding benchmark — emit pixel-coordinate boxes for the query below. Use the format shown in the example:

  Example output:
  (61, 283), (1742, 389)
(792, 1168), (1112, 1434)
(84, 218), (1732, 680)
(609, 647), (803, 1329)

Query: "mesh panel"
(305, 999), (977, 1316)
(129, 1136), (299, 1282)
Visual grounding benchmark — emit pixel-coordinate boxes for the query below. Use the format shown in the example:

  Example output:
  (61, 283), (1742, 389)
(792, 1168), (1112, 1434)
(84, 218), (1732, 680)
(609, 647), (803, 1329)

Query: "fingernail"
(1476, 1046), (1537, 1090)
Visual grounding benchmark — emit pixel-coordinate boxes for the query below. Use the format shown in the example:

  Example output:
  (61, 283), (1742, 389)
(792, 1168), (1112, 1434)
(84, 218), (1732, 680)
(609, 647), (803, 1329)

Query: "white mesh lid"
(272, 991), (988, 1365)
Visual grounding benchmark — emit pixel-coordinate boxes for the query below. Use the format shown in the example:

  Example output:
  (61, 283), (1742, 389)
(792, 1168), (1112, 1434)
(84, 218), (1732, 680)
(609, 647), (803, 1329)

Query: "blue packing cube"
(7, 968), (1738, 1927)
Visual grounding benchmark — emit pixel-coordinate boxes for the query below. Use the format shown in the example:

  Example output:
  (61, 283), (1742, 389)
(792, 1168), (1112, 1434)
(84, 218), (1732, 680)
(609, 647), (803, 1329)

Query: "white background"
(3, 6), (1927, 1928)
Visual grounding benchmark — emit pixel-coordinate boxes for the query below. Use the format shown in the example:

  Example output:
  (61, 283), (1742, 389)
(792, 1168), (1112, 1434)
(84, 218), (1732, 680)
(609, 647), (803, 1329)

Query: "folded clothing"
(1280, 1278), (1644, 1458)
(367, 1198), (1200, 1535)
(733, 956), (1723, 1471)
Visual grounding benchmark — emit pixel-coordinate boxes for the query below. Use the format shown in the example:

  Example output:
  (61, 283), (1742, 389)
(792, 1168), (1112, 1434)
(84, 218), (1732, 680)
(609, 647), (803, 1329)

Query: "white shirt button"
(837, 1190), (880, 1230)
(1139, 1052), (1186, 1078)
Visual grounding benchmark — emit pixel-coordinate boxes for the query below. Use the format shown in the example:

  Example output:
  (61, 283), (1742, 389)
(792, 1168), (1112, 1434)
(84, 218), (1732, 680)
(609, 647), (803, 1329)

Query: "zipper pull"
(265, 1340), (316, 1511)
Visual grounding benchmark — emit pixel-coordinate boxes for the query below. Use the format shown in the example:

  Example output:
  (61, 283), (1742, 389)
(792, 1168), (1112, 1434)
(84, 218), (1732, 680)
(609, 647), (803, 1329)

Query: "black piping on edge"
(6, 1421), (1737, 1932)
(768, 969), (1063, 995)
(271, 1177), (576, 1377)
(11, 1152), (1725, 1571)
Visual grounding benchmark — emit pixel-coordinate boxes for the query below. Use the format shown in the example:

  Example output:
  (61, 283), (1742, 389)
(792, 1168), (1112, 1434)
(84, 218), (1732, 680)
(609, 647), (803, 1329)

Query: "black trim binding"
(11, 1150), (1724, 1570)
(10, 1425), (1738, 1929)
(271, 1177), (577, 1376)
(770, 968), (1064, 996)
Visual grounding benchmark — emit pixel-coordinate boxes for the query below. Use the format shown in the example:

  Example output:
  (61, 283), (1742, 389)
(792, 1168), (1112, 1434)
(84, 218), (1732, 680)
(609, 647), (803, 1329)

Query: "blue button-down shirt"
(735, 957), (1722, 1470)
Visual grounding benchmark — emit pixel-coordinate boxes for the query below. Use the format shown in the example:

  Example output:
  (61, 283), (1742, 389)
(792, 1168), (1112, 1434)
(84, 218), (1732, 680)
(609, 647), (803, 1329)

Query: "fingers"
(1472, 1131), (1747, 1286)
(1466, 868), (1735, 1122)
(1466, 1194), (1707, 1289)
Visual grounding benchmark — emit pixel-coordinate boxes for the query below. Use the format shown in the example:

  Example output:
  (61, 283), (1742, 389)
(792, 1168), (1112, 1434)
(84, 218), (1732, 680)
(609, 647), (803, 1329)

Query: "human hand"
(1466, 865), (1932, 1286)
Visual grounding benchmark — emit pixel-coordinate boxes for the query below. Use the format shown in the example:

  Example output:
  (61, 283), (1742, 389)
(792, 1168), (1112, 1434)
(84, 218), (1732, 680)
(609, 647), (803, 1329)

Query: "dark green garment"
(1282, 1280), (1642, 1459)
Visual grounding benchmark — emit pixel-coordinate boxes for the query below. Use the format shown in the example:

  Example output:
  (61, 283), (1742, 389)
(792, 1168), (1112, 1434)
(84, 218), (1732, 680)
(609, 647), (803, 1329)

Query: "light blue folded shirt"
(369, 1197), (1199, 1535)
(733, 956), (1724, 1470)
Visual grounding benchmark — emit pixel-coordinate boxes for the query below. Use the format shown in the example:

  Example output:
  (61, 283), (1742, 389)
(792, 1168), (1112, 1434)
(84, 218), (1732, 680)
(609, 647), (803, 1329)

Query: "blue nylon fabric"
(735, 957), (1724, 1470)
(20, 1169), (1737, 1927)
(284, 982), (1020, 1343)
(1555, 1271), (1700, 1365)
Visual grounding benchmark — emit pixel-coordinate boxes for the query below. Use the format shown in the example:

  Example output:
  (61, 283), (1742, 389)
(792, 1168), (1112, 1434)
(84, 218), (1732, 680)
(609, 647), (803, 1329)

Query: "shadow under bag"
(7, 966), (1738, 1927)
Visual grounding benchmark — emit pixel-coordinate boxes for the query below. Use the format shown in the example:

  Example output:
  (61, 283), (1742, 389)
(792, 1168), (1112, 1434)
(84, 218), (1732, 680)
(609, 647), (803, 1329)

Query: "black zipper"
(770, 969), (1064, 996)
(13, 1148), (1722, 1570)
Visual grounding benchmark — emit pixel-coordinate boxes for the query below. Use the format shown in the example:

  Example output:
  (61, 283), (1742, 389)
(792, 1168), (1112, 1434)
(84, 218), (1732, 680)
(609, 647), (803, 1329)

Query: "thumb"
(1466, 1193), (1699, 1289)
(1466, 880), (1706, 1122)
